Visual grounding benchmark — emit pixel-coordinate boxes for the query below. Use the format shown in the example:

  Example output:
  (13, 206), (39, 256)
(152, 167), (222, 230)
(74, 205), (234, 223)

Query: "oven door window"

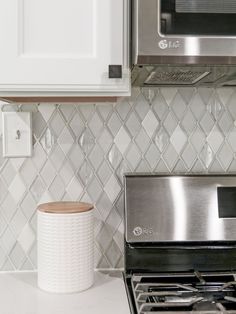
(160, 0), (236, 36)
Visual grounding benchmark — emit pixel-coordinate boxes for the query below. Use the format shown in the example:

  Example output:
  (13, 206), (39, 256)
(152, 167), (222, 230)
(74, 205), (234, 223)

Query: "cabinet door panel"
(23, 0), (94, 56)
(0, 0), (129, 93)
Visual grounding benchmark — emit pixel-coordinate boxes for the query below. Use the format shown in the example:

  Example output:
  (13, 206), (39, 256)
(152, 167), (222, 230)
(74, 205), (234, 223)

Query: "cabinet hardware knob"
(109, 65), (122, 79)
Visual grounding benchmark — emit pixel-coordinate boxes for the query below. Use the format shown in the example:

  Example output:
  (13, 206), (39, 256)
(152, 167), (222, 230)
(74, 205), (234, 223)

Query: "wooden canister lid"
(37, 202), (93, 214)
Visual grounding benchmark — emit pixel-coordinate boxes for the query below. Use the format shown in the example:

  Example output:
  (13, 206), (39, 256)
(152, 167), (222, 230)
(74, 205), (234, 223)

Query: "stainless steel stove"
(123, 175), (236, 314)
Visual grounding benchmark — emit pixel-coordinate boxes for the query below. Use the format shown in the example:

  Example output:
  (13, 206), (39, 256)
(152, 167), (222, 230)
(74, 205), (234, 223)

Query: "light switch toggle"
(15, 130), (21, 140)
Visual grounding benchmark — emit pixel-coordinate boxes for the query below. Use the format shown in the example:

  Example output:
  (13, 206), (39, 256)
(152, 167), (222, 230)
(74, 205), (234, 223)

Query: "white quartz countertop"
(0, 271), (131, 314)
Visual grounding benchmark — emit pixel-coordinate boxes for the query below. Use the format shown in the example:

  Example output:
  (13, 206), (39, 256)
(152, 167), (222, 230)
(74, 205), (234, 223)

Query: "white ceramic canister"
(37, 202), (94, 294)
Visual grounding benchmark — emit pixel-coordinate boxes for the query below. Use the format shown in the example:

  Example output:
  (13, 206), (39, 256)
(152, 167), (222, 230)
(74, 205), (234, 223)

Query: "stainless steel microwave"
(132, 0), (236, 87)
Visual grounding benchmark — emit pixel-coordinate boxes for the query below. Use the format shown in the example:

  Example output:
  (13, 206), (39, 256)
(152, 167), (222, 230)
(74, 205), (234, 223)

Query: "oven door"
(133, 0), (236, 64)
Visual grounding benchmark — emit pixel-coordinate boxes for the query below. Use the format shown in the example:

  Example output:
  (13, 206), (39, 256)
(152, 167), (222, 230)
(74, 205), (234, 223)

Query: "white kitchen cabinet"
(0, 0), (130, 99)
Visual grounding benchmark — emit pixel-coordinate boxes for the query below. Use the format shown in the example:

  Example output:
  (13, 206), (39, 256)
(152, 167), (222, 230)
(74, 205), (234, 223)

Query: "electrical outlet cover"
(2, 112), (32, 158)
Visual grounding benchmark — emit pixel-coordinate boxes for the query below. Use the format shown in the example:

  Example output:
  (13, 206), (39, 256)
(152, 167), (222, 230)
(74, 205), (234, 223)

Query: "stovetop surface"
(124, 271), (236, 314)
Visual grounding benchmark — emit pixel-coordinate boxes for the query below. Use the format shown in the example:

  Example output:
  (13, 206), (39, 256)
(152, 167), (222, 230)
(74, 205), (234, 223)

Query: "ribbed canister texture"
(37, 210), (94, 293)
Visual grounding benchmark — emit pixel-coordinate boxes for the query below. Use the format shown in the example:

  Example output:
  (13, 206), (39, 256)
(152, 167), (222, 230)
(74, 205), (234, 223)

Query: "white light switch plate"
(2, 112), (32, 157)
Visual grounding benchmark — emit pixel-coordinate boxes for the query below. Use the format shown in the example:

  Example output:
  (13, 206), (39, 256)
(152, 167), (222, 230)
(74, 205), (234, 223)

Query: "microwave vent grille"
(144, 69), (210, 85)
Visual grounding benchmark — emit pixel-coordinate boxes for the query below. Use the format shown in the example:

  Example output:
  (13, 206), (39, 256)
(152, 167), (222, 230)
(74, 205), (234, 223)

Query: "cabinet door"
(0, 0), (130, 96)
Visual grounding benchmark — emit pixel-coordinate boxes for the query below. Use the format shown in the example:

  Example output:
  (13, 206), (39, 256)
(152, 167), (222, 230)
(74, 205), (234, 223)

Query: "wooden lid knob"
(37, 202), (93, 214)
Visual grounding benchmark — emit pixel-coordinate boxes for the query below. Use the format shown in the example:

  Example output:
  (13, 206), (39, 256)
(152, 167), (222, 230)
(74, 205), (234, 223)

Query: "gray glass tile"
(190, 127), (206, 153)
(135, 128), (150, 153)
(200, 112), (215, 134)
(49, 111), (65, 137)
(171, 92), (187, 120)
(38, 103), (55, 122)
(115, 99), (131, 120)
(125, 144), (141, 171)
(48, 175), (65, 200)
(40, 127), (55, 154)
(142, 110), (159, 139)
(77, 160), (94, 186)
(59, 162), (74, 186)
(179, 88), (195, 103)
(104, 175), (121, 203)
(218, 111), (233, 133)
(1, 228), (16, 254)
(68, 144), (84, 171)
(134, 93), (150, 120)
(58, 126), (74, 156)
(88, 112), (103, 137)
(136, 159), (151, 172)
(160, 88), (177, 105)
(106, 241), (122, 268)
(163, 112), (178, 136)
(217, 88), (234, 106)
(207, 126), (224, 153)
(49, 145), (65, 171)
(87, 176), (103, 203)
(141, 88), (156, 105)
(40, 160), (56, 187)
(79, 129), (95, 155)
(181, 110), (197, 135)
(1, 87), (236, 272)
(145, 144), (160, 170)
(9, 243), (25, 269)
(198, 88), (214, 105)
(163, 144), (179, 171)
(173, 159), (187, 172)
(108, 145), (123, 170)
(155, 160), (170, 173)
(98, 129), (113, 154)
(30, 176), (46, 202)
(59, 104), (75, 121)
(20, 193), (37, 220)
(181, 144), (197, 169)
(65, 176), (83, 200)
(69, 111), (85, 138)
(218, 143), (233, 170)
(96, 193), (113, 221)
(96, 103), (113, 122)
(153, 92), (169, 120)
(1, 194), (17, 223)
(190, 93), (206, 119)
(1, 161), (16, 186)
(20, 159), (37, 188)
(9, 209), (27, 238)
(200, 144), (214, 169)
(107, 112), (122, 137)
(207, 95), (224, 121)
(170, 125), (187, 154)
(191, 159), (206, 173)
(97, 160), (112, 185)
(209, 159), (224, 173)
(125, 112), (141, 137)
(78, 104), (95, 121)
(88, 144), (104, 171)
(32, 111), (47, 139)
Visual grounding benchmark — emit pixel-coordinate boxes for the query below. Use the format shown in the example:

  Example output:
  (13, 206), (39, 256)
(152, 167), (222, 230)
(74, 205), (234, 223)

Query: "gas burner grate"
(130, 272), (236, 314)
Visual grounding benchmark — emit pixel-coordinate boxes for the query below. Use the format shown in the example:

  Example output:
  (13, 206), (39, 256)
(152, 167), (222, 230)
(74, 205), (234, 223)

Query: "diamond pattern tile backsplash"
(1, 87), (236, 271)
